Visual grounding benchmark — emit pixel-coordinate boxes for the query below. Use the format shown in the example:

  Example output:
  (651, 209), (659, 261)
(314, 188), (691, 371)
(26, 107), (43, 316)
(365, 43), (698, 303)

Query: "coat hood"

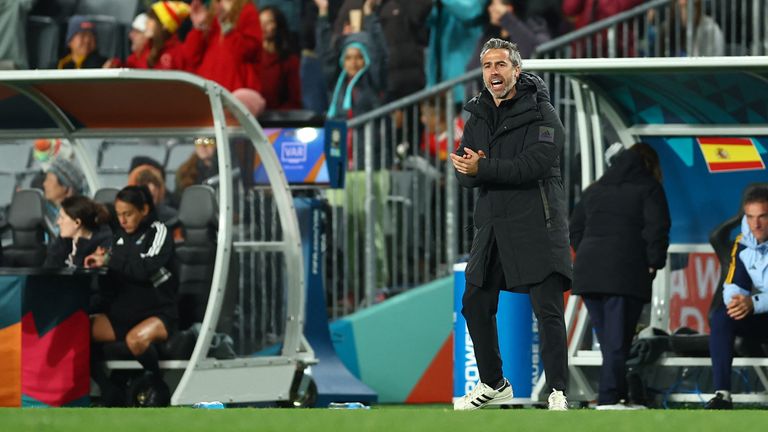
(327, 32), (374, 118)
(599, 148), (652, 185)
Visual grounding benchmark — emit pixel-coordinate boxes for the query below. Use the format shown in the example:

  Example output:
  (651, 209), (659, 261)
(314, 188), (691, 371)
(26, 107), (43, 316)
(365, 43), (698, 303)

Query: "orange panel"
(34, 81), (240, 129)
(406, 334), (453, 404)
(0, 323), (21, 407)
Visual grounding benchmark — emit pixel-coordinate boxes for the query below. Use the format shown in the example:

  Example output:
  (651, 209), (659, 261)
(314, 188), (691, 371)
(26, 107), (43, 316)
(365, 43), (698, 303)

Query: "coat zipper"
(538, 180), (552, 228)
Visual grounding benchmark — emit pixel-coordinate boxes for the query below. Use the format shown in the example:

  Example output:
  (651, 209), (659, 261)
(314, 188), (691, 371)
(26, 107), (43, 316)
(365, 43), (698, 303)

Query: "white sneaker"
(453, 378), (513, 410)
(547, 389), (568, 411)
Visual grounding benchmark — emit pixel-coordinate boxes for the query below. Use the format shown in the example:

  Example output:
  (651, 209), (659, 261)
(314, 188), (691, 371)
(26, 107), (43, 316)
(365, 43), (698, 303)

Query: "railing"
(323, 1), (768, 320)
(536, 0), (767, 59)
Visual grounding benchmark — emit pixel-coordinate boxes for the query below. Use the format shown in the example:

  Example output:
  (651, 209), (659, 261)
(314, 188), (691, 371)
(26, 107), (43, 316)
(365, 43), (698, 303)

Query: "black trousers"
(583, 294), (645, 405)
(462, 242), (569, 392)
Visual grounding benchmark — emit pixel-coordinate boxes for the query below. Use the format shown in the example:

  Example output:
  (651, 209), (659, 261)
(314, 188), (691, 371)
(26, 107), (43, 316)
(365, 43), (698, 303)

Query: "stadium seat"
(96, 171), (128, 189)
(175, 185), (219, 331)
(55, 0), (80, 17)
(3, 189), (48, 267)
(76, 0), (142, 25)
(0, 173), (16, 211)
(101, 140), (167, 171)
(93, 187), (118, 206)
(69, 15), (121, 62)
(0, 141), (31, 172)
(26, 16), (61, 69)
(166, 142), (195, 172)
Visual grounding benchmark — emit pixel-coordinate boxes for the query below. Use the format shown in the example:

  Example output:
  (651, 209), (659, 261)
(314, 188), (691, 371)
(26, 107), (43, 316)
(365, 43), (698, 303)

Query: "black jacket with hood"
(457, 72), (572, 290)
(103, 212), (178, 328)
(570, 149), (671, 302)
(317, 12), (388, 119)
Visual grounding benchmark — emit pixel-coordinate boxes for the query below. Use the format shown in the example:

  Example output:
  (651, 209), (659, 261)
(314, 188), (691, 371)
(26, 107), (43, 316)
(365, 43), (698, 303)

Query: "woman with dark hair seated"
(85, 185), (178, 404)
(44, 195), (112, 268)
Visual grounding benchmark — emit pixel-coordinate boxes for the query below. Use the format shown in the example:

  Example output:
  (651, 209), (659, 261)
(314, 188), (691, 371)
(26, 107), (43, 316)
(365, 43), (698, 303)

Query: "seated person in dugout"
(706, 184), (768, 410)
(44, 195), (113, 268)
(85, 186), (178, 403)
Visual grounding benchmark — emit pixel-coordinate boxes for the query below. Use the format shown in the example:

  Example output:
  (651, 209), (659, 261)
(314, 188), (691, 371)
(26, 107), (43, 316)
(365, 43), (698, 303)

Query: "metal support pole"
(364, 121), (376, 306)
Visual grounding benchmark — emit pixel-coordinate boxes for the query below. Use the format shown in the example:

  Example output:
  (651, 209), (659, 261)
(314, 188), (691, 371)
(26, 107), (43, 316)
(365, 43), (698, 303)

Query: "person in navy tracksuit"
(707, 184), (768, 410)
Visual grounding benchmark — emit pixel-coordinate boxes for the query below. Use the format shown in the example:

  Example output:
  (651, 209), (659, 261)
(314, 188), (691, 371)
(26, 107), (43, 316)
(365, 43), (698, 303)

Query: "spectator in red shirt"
(184, 0), (263, 92)
(419, 95), (464, 163)
(123, 13), (149, 68)
(132, 2), (190, 70)
(259, 6), (302, 110)
(562, 0), (643, 57)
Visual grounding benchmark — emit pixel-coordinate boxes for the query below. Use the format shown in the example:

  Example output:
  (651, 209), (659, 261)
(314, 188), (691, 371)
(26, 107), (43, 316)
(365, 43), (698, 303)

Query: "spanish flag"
(697, 137), (766, 173)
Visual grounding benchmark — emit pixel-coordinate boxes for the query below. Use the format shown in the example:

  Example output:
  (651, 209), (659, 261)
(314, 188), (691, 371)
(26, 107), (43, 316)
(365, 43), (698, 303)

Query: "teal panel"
(330, 277), (453, 403)
(667, 137), (695, 167)
(21, 394), (50, 407)
(329, 319), (360, 377)
(0, 276), (24, 330)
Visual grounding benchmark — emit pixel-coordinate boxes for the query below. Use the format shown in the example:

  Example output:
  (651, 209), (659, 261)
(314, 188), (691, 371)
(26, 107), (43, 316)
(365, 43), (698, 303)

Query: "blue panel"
(644, 136), (768, 243)
(453, 264), (540, 400)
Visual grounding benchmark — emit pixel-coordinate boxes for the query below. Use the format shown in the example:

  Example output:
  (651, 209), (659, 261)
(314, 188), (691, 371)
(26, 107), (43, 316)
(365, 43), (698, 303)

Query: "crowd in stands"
(1, 1), (748, 119)
(0, 0), (763, 408)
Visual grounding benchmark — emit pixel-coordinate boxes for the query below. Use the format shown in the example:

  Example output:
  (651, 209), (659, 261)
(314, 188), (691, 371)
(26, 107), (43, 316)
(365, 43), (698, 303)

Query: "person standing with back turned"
(450, 38), (571, 411)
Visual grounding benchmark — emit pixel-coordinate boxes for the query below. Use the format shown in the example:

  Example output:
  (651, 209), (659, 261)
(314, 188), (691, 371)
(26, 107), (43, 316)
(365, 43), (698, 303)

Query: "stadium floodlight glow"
(296, 127), (319, 144)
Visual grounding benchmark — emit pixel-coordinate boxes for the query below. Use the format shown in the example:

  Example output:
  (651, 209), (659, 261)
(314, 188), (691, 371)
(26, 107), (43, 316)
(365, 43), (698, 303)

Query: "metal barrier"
(333, 66), (584, 320)
(536, 0), (767, 59)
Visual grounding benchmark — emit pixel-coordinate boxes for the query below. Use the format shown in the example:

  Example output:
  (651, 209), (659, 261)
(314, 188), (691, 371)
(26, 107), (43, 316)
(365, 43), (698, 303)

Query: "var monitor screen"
(253, 127), (329, 185)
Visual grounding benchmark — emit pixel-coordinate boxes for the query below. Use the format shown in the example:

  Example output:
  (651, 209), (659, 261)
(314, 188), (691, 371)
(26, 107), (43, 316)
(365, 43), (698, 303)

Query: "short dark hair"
(116, 185), (156, 214)
(742, 184), (768, 206)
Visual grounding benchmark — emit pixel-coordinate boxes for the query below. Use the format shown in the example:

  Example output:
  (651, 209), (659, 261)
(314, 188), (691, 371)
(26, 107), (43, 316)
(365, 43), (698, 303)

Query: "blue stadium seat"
(27, 16), (61, 69)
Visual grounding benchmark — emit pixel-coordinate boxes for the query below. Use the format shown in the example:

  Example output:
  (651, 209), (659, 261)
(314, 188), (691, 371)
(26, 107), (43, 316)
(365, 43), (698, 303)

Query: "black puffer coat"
(457, 72), (572, 291)
(570, 149), (671, 302)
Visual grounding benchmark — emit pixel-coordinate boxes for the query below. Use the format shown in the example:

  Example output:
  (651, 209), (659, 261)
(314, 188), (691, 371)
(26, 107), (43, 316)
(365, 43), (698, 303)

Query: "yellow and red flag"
(697, 137), (765, 173)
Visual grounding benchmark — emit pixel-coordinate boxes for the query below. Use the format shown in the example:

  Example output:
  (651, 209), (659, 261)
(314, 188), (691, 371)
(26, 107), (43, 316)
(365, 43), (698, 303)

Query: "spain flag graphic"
(697, 137), (766, 173)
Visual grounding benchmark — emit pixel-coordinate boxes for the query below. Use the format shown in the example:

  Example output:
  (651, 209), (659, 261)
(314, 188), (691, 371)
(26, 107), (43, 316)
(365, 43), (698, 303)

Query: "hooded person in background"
(43, 157), (87, 236)
(569, 143), (671, 410)
(58, 15), (108, 69)
(315, 0), (388, 120)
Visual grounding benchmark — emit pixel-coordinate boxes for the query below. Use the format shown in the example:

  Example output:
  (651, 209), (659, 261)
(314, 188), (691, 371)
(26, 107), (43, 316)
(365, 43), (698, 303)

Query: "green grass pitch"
(1, 406), (766, 432)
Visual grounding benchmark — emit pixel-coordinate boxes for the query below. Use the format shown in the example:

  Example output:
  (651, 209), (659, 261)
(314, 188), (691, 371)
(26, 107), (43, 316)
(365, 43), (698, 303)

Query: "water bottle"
(193, 401), (225, 409)
(328, 402), (370, 410)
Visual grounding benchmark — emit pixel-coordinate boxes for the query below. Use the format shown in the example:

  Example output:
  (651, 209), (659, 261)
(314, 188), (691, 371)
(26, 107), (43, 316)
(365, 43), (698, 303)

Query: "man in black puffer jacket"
(450, 38), (571, 411)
